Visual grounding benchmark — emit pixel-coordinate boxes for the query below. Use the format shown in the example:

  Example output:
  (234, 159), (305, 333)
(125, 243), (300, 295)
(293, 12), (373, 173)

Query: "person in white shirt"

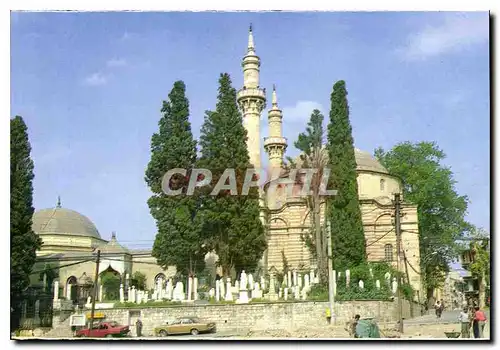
(458, 307), (470, 338)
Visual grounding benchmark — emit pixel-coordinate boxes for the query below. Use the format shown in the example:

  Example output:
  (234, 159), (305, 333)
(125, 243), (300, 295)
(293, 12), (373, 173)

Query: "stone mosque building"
(30, 27), (423, 304)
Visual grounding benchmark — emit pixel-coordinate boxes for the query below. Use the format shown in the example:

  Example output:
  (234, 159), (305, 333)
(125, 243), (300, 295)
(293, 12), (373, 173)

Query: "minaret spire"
(272, 84), (278, 107)
(248, 24), (255, 54)
(237, 25), (266, 169)
(264, 84), (287, 169)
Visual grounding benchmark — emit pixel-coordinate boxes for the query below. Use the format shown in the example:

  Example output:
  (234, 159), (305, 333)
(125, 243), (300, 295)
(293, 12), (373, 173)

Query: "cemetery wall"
(96, 299), (418, 336)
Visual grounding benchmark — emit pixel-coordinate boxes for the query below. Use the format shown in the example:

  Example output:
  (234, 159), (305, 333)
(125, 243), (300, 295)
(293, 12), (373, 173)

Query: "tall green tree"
(375, 141), (470, 301)
(286, 109), (329, 283)
(11, 116), (42, 330)
(326, 80), (366, 269)
(145, 81), (206, 276)
(466, 227), (490, 309)
(197, 73), (266, 276)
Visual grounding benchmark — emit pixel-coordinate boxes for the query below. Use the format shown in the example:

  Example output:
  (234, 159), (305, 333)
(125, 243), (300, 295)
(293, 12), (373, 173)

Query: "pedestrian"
(344, 314), (360, 338)
(458, 307), (470, 338)
(474, 306), (487, 338)
(325, 307), (332, 325)
(352, 314), (360, 338)
(434, 300), (442, 318)
(136, 318), (143, 337)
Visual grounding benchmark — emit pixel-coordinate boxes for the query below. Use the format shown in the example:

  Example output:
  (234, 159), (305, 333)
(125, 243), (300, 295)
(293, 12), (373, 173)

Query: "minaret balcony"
(237, 87), (266, 101)
(264, 136), (287, 148)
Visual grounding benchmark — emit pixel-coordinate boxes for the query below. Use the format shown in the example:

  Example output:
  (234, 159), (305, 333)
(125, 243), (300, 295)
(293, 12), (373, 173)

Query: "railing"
(237, 88), (266, 100)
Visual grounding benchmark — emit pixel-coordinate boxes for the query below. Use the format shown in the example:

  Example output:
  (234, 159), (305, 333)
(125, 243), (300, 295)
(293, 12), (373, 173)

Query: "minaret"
(237, 24), (266, 170)
(264, 85), (287, 169)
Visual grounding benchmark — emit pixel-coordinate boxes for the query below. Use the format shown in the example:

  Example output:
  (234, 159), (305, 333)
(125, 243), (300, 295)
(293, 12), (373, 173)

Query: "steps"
(42, 317), (73, 338)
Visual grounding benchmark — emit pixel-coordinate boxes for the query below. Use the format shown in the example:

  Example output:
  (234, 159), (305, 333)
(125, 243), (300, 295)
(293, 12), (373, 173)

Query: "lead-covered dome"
(32, 206), (101, 239)
(292, 147), (389, 174)
(354, 148), (389, 174)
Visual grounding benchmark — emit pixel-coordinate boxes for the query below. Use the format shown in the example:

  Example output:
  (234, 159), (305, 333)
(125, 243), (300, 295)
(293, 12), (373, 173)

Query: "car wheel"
(190, 329), (199, 336)
(159, 330), (168, 337)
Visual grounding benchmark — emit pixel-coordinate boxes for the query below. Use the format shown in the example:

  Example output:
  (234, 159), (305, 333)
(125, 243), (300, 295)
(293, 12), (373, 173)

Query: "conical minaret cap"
(247, 24), (255, 54)
(272, 84), (278, 107)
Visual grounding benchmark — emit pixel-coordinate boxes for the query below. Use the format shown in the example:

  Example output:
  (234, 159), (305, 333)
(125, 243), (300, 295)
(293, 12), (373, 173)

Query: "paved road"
(404, 310), (490, 325)
(128, 330), (244, 340)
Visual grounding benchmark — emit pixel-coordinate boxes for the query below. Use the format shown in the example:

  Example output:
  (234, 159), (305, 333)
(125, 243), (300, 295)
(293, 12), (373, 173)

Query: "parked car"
(154, 317), (216, 336)
(76, 321), (130, 338)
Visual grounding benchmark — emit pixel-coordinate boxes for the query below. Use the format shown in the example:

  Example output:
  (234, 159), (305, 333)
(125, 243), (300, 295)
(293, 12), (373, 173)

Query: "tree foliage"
(464, 227), (490, 308)
(197, 73), (266, 276)
(326, 81), (366, 270)
(309, 262), (414, 301)
(11, 116), (42, 330)
(145, 81), (206, 276)
(374, 141), (471, 299)
(101, 271), (121, 300)
(286, 109), (329, 283)
(131, 271), (147, 291)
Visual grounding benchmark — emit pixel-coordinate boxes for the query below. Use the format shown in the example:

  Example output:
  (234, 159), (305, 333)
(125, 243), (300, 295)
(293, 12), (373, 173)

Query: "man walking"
(136, 318), (143, 338)
(434, 301), (442, 318)
(344, 314), (360, 338)
(458, 307), (470, 338)
(325, 307), (332, 325)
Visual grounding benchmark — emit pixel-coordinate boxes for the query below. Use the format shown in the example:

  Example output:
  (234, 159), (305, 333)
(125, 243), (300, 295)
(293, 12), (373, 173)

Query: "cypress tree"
(11, 116), (42, 330)
(145, 81), (206, 276)
(326, 81), (366, 269)
(198, 73), (266, 276)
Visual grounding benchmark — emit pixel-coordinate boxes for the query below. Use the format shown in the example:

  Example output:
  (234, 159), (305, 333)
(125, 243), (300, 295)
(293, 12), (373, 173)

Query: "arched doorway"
(100, 267), (121, 301)
(66, 276), (78, 303)
(154, 273), (166, 292)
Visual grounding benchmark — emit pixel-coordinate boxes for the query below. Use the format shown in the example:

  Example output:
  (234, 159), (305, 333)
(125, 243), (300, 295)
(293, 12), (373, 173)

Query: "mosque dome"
(292, 147), (389, 174)
(354, 148), (389, 174)
(32, 201), (101, 239)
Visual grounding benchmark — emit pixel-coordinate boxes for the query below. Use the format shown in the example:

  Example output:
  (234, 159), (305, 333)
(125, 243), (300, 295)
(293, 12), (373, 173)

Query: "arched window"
(380, 179), (385, 191)
(384, 244), (393, 262)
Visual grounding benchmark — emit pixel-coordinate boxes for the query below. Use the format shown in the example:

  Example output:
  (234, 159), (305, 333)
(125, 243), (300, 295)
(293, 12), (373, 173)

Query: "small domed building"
(31, 199), (175, 305)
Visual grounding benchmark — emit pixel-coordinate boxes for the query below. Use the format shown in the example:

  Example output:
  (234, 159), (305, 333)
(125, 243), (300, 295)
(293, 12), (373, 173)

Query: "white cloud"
(106, 58), (127, 67)
(281, 101), (325, 122)
(83, 72), (108, 86)
(397, 12), (489, 61)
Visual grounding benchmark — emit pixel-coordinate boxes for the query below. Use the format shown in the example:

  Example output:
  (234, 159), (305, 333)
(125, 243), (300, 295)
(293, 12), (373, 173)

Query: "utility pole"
(394, 193), (403, 333)
(327, 220), (335, 324)
(89, 250), (101, 332)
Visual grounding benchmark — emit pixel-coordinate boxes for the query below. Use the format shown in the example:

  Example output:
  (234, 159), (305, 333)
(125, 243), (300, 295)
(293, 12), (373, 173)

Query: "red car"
(76, 321), (130, 338)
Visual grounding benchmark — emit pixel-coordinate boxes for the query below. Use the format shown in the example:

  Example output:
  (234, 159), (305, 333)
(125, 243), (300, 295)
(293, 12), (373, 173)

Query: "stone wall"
(94, 299), (418, 336)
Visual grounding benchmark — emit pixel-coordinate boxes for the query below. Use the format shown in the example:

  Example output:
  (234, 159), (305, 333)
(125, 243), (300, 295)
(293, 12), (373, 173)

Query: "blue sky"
(11, 11), (490, 253)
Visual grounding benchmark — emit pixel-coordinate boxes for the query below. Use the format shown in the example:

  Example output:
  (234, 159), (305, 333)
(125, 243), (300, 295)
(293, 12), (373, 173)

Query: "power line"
(365, 228), (395, 248)
(30, 259), (94, 275)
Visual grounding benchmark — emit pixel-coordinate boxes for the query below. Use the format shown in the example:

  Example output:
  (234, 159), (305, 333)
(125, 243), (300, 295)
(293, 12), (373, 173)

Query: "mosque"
(29, 27), (423, 305)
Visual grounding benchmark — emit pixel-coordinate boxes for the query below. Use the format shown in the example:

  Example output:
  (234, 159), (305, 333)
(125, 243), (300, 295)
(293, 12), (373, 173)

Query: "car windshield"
(108, 321), (119, 327)
(190, 318), (200, 323)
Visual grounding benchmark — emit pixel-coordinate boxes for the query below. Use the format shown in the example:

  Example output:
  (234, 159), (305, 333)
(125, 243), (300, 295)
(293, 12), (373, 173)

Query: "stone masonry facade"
(88, 300), (416, 336)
